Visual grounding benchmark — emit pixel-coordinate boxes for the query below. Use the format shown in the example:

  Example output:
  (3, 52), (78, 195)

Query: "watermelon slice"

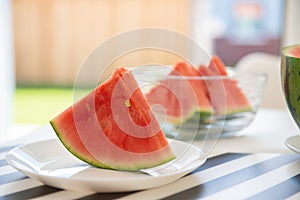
(199, 56), (252, 115)
(50, 68), (175, 171)
(145, 62), (213, 124)
(281, 44), (300, 128)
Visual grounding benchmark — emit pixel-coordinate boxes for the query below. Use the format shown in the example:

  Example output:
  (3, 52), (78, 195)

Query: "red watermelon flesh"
(50, 67), (175, 171)
(199, 62), (251, 115)
(208, 55), (228, 76)
(145, 62), (213, 124)
(285, 45), (300, 57)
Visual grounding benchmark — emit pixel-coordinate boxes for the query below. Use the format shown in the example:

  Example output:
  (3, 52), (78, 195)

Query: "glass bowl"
(132, 65), (267, 139)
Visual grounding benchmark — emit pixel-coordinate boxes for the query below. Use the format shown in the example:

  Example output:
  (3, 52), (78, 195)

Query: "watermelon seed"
(125, 100), (131, 107)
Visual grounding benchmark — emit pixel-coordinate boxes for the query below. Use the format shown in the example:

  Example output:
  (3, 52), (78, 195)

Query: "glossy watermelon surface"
(50, 68), (175, 171)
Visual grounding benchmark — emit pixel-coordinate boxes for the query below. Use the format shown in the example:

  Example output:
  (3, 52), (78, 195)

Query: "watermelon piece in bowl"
(50, 67), (176, 171)
(133, 57), (267, 138)
(145, 62), (214, 124)
(199, 56), (252, 116)
(208, 55), (228, 76)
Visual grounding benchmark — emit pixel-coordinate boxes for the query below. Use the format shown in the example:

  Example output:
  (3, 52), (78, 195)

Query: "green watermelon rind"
(282, 45), (300, 128)
(220, 106), (253, 117)
(50, 120), (113, 169)
(165, 95), (253, 125)
(179, 106), (252, 125)
(160, 108), (213, 125)
(178, 109), (213, 125)
(50, 120), (176, 172)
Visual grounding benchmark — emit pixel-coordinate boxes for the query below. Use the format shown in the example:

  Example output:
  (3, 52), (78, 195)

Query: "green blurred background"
(14, 87), (92, 124)
(14, 88), (74, 124)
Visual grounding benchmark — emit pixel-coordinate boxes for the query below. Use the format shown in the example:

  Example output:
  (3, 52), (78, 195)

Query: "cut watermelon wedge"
(145, 62), (213, 124)
(50, 68), (175, 171)
(199, 60), (252, 116)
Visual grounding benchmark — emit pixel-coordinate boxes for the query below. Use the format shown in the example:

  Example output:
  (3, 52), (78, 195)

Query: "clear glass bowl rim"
(131, 65), (267, 81)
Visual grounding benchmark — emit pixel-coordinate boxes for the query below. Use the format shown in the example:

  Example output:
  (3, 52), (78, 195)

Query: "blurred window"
(209, 0), (284, 66)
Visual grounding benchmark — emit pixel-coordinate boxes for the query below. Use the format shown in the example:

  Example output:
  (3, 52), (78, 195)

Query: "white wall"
(191, 0), (212, 55)
(0, 0), (15, 139)
(282, 0), (300, 46)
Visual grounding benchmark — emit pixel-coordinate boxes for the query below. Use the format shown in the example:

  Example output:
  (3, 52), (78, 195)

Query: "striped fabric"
(1, 145), (300, 200)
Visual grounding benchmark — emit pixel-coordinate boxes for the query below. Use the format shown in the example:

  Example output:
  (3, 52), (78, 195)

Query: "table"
(211, 108), (299, 155)
(1, 108), (300, 199)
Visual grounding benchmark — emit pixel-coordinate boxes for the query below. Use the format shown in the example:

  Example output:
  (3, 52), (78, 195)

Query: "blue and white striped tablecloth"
(1, 144), (300, 200)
